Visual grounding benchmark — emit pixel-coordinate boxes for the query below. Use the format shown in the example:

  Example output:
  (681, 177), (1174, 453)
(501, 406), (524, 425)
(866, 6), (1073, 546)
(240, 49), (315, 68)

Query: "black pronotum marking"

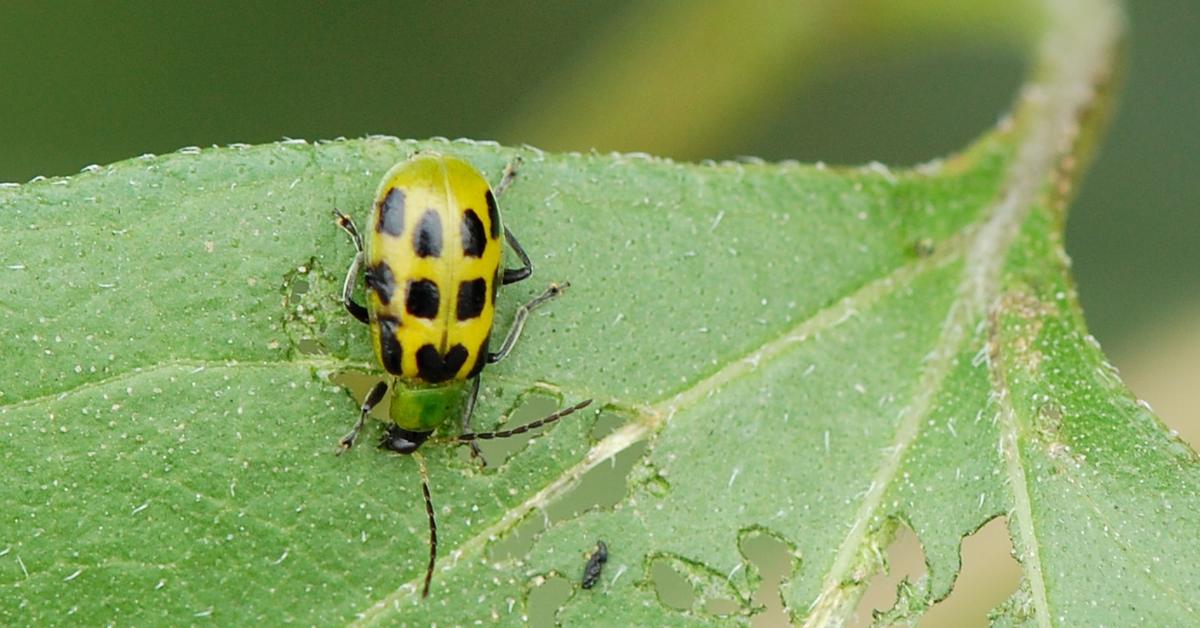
(377, 187), (406, 236)
(366, 261), (396, 305)
(456, 278), (487, 321)
(413, 209), (443, 258)
(406, 279), (440, 319)
(461, 209), (487, 258)
(377, 315), (403, 374)
(485, 190), (500, 239)
(581, 540), (608, 589)
(416, 343), (468, 383)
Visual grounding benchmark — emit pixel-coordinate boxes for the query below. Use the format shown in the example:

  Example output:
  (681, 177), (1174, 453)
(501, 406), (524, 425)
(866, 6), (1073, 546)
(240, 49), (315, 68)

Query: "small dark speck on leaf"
(581, 540), (608, 589)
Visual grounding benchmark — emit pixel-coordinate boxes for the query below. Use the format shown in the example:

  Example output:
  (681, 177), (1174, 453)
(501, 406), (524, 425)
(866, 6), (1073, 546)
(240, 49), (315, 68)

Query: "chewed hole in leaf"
(296, 338), (324, 355)
(852, 521), (926, 626)
(290, 277), (310, 297)
(649, 558), (695, 612)
(704, 597), (741, 617)
(281, 257), (340, 356)
(490, 417), (645, 563)
(589, 408), (627, 440)
(525, 573), (573, 626)
(328, 370), (388, 422)
(469, 391), (563, 467)
(923, 516), (1020, 625)
(490, 510), (545, 563)
(648, 553), (753, 619)
(737, 528), (799, 626)
(544, 438), (645, 522)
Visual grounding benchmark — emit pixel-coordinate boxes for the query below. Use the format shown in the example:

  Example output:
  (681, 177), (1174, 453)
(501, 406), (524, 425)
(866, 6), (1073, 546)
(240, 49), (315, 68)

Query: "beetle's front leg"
(336, 380), (387, 454)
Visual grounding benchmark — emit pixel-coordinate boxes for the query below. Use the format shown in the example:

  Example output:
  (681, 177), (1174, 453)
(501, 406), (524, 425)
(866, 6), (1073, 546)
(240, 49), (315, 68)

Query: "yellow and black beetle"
(333, 153), (591, 598)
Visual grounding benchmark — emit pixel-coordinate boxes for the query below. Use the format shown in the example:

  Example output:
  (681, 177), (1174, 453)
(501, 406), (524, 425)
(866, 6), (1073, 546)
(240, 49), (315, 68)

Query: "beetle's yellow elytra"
(364, 154), (503, 383)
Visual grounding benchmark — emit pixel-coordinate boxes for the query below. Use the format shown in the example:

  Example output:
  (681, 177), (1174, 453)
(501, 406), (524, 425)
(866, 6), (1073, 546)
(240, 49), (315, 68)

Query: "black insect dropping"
(581, 540), (608, 589)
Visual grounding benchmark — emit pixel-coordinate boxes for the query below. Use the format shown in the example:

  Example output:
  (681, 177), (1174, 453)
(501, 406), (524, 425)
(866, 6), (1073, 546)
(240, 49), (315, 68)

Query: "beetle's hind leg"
(332, 209), (369, 324)
(489, 282), (568, 364)
(455, 399), (593, 443)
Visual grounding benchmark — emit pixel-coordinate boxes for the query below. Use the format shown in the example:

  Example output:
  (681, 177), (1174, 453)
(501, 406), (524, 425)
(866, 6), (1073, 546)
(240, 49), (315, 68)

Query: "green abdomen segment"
(389, 379), (471, 433)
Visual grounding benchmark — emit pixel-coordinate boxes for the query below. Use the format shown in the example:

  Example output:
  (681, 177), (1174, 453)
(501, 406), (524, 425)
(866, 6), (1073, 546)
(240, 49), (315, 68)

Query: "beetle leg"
(501, 226), (533, 285)
(336, 380), (387, 454)
(458, 376), (486, 464)
(333, 208), (369, 324)
(489, 282), (568, 364)
(490, 158), (534, 285)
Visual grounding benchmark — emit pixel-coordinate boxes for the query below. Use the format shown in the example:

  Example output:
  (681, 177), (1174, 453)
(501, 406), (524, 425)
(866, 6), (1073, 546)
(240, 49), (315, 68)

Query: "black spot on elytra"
(366, 262), (396, 305)
(405, 279), (440, 319)
(413, 209), (443, 258)
(468, 332), (490, 378)
(485, 190), (500, 239)
(378, 316), (403, 374)
(416, 343), (468, 383)
(461, 209), (487, 258)
(377, 188), (406, 236)
(456, 278), (487, 321)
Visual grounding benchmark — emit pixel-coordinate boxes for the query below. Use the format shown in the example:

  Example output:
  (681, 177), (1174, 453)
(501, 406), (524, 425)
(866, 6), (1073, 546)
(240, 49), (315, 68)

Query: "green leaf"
(2, 0), (1195, 626)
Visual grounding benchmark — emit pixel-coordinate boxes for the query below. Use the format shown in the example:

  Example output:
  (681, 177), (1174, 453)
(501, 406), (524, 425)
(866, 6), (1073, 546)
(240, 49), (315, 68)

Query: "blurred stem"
(501, 0), (1037, 160)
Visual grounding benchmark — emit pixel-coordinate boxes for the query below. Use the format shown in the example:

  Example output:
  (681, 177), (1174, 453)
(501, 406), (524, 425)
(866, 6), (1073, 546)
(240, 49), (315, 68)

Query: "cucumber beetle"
(332, 153), (592, 598)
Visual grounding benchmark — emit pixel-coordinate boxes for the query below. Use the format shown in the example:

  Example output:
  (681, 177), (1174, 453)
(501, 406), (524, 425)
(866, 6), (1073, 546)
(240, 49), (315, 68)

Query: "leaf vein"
(0, 357), (371, 412)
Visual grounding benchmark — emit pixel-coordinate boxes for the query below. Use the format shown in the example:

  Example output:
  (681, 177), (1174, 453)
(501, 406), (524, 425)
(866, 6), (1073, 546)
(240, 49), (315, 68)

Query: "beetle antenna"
(413, 452), (437, 598)
(456, 399), (593, 442)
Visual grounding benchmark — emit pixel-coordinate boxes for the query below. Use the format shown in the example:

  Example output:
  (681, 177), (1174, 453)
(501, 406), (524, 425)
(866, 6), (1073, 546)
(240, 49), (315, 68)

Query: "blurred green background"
(1, 1), (1195, 624)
